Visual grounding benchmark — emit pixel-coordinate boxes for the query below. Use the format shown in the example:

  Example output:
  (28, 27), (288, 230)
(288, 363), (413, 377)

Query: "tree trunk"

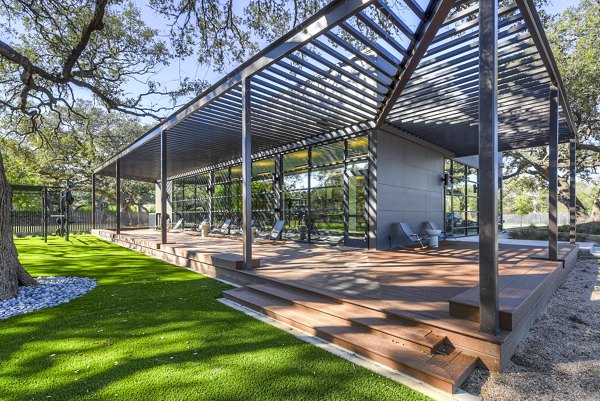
(558, 178), (589, 220)
(0, 151), (37, 300)
(591, 188), (600, 221)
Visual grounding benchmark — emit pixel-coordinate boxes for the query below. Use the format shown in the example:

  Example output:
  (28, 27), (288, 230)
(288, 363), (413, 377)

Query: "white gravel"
(0, 276), (97, 320)
(461, 254), (600, 401)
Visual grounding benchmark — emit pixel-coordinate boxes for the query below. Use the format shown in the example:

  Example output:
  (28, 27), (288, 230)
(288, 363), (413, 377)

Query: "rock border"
(0, 276), (97, 320)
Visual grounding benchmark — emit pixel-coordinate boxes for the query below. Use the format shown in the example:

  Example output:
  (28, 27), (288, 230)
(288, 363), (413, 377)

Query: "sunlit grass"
(1, 235), (430, 401)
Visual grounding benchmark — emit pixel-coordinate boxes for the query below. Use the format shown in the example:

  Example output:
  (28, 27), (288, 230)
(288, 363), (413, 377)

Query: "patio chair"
(256, 220), (286, 242)
(185, 218), (209, 236)
(170, 218), (184, 231)
(209, 218), (231, 237)
(425, 221), (457, 241)
(228, 219), (254, 238)
(398, 222), (429, 247)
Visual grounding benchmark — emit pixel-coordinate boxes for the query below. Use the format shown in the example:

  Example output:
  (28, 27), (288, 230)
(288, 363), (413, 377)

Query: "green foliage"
(507, 221), (600, 242)
(0, 0), (204, 122)
(2, 103), (155, 212)
(149, 0), (328, 73)
(512, 194), (534, 217)
(504, 1), (600, 219)
(1, 236), (431, 401)
(548, 0), (600, 142)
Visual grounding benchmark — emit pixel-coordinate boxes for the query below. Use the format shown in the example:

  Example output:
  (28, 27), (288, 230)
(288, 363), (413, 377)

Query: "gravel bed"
(0, 276), (97, 320)
(461, 254), (600, 401)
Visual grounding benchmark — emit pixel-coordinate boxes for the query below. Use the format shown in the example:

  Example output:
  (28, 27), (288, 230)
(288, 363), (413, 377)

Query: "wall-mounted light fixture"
(441, 173), (452, 190)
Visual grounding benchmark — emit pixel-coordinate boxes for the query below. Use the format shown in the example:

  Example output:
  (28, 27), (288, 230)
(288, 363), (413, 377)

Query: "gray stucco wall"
(375, 130), (445, 249)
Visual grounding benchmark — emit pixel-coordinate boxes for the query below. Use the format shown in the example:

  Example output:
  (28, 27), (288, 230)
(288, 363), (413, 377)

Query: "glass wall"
(251, 158), (276, 230)
(444, 159), (479, 237)
(171, 173), (210, 227)
(171, 134), (369, 245)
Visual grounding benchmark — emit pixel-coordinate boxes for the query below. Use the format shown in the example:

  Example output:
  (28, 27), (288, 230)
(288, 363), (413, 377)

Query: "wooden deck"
(92, 228), (579, 393)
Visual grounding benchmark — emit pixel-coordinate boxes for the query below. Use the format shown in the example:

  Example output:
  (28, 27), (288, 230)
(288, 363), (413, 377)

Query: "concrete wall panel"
(375, 130), (445, 249)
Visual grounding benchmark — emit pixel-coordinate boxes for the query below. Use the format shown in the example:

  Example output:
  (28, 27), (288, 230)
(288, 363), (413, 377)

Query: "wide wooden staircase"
(223, 281), (478, 393)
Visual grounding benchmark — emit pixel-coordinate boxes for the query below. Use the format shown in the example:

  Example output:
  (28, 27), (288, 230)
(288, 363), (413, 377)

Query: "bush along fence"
(11, 210), (149, 236)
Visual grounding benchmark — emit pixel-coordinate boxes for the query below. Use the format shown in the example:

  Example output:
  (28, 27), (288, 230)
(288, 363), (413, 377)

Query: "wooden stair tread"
(248, 283), (445, 351)
(450, 262), (558, 311)
(448, 258), (565, 330)
(224, 287), (477, 392)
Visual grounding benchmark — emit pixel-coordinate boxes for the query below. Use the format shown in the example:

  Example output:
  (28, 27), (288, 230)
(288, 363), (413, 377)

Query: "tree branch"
(62, 0), (109, 78)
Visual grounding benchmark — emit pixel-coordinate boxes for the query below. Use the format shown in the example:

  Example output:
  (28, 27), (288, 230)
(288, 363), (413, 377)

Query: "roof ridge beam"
(374, 0), (456, 128)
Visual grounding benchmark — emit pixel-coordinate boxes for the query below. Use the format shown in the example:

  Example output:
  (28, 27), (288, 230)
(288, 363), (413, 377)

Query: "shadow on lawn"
(2, 236), (427, 401)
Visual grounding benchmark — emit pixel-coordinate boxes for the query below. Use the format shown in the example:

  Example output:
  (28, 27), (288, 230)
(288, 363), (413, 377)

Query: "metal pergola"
(93, 0), (577, 335)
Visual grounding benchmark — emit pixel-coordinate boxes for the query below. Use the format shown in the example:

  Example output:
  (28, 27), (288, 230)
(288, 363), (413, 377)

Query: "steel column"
(307, 147), (312, 243)
(161, 131), (168, 244)
(115, 160), (121, 235)
(42, 187), (48, 243)
(208, 170), (214, 228)
(367, 131), (378, 249)
(274, 155), (284, 221)
(548, 85), (559, 259)
(92, 173), (97, 230)
(569, 137), (576, 244)
(478, 0), (500, 335)
(242, 77), (253, 270)
(343, 140), (350, 246)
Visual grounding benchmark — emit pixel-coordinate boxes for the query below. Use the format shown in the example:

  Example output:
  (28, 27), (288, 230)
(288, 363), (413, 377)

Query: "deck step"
(449, 258), (564, 330)
(247, 282), (446, 354)
(224, 287), (477, 393)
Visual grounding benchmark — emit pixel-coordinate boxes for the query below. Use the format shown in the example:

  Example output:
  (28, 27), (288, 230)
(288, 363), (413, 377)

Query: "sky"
(545, 0), (580, 14)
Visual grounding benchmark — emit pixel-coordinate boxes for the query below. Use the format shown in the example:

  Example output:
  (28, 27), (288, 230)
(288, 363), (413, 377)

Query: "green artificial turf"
(1, 235), (431, 401)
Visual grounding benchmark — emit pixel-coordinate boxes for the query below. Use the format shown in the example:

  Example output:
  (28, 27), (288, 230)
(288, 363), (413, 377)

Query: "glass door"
(344, 168), (367, 247)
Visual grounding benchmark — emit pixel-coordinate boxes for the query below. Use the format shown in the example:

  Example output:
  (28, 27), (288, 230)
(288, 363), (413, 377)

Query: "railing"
(11, 210), (149, 235)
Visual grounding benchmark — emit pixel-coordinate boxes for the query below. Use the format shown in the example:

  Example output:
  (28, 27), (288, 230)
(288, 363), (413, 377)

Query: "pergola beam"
(515, 0), (577, 136)
(478, 0), (500, 335)
(375, 0), (456, 128)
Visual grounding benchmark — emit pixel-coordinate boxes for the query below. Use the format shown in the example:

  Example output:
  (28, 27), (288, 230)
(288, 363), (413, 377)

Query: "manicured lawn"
(1, 235), (431, 401)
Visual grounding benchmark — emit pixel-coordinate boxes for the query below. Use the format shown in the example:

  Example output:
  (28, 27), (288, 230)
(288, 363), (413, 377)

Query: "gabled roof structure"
(94, 0), (575, 182)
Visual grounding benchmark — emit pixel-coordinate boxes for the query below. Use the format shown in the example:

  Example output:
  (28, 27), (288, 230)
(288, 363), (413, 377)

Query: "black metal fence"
(11, 210), (149, 236)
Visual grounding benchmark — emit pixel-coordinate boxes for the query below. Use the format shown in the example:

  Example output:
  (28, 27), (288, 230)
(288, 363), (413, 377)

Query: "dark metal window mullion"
(343, 139), (350, 245)
(307, 147), (312, 243)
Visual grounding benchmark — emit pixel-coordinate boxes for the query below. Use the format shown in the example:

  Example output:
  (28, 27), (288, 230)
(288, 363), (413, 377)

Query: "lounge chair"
(185, 218), (209, 236)
(256, 220), (285, 242)
(171, 218), (184, 231)
(425, 221), (456, 241)
(209, 218), (231, 236)
(191, 218), (208, 230)
(398, 222), (429, 247)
